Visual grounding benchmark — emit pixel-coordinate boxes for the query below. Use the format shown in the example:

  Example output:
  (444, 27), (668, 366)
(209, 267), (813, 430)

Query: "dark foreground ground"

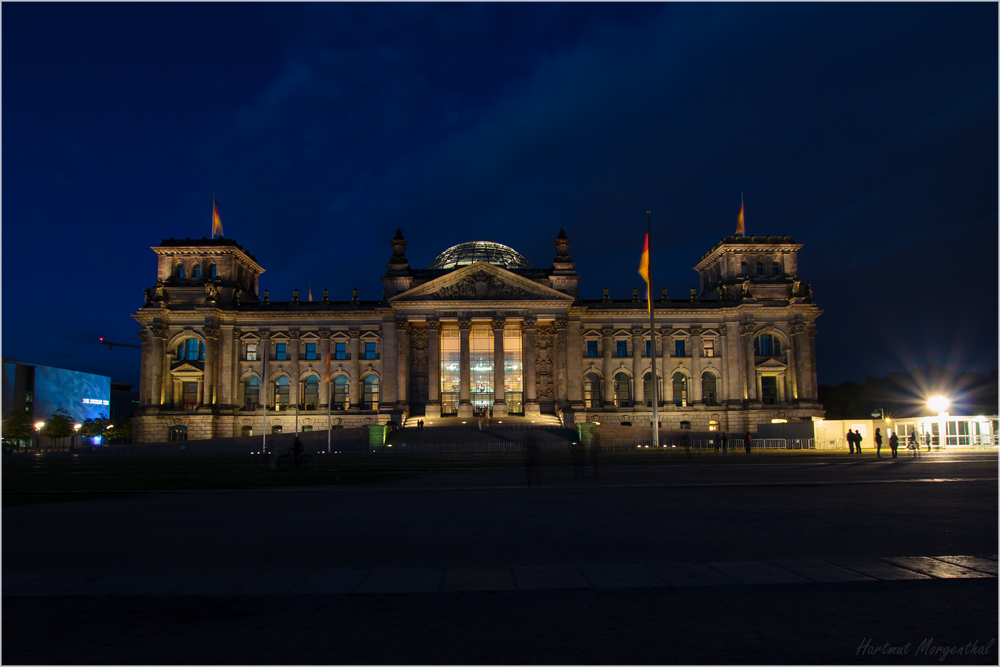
(3, 450), (997, 664)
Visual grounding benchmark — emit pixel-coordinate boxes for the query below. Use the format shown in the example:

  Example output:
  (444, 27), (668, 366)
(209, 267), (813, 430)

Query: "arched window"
(177, 338), (205, 361)
(753, 334), (781, 357)
(333, 375), (349, 410)
(583, 372), (601, 408)
(772, 261), (780, 276)
(303, 376), (320, 409)
(702, 372), (718, 406)
(756, 261), (764, 276)
(176, 264), (185, 279)
(614, 372), (631, 408)
(672, 372), (687, 407)
(643, 372), (658, 407)
(740, 261), (748, 275)
(362, 375), (379, 410)
(244, 376), (260, 409)
(274, 376), (290, 409)
(192, 264), (201, 279)
(210, 264), (217, 278)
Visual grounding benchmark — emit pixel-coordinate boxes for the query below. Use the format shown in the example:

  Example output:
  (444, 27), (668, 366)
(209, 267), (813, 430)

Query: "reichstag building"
(131, 228), (823, 442)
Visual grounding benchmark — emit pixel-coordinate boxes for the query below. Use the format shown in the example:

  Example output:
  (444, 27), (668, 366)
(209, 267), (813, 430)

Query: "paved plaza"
(3, 451), (997, 664)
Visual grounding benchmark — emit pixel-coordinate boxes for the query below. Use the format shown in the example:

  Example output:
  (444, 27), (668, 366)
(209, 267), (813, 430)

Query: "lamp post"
(870, 409), (885, 420)
(927, 396), (950, 450)
(73, 423), (82, 453)
(34, 422), (45, 452)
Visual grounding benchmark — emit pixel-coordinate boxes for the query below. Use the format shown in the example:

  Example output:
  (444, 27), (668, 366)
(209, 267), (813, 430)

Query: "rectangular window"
(302, 425), (313, 433)
(703, 340), (714, 357)
(364, 342), (377, 359)
(504, 326), (523, 415)
(645, 341), (652, 358)
(246, 343), (258, 361)
(335, 342), (347, 360)
(440, 328), (460, 415)
(182, 382), (199, 411)
(304, 343), (317, 360)
(760, 376), (778, 405)
(674, 340), (685, 357)
(586, 340), (598, 358)
(275, 343), (287, 360)
(616, 340), (628, 358)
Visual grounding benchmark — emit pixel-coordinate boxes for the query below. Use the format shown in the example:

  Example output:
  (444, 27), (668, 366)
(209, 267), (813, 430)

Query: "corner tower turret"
(148, 237), (264, 307)
(694, 235), (802, 301)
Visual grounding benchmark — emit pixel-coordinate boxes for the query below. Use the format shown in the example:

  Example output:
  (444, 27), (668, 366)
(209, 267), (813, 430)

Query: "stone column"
(523, 316), (539, 417)
(319, 331), (331, 407)
(288, 331), (300, 409)
(724, 323), (742, 404)
(349, 330), (361, 410)
(601, 327), (614, 407)
(380, 321), (397, 407)
(716, 328), (728, 404)
(150, 325), (168, 407)
(218, 325), (234, 407)
(741, 323), (758, 402)
(491, 317), (507, 417)
(259, 332), (271, 408)
(555, 317), (569, 408)
(425, 318), (441, 419)
(807, 327), (818, 402)
(690, 327), (703, 404)
(458, 317), (472, 418)
(786, 324), (801, 402)
(395, 319), (409, 409)
(138, 329), (150, 406)
(660, 326), (673, 407)
(203, 326), (219, 407)
(567, 320), (583, 407)
(631, 326), (644, 409)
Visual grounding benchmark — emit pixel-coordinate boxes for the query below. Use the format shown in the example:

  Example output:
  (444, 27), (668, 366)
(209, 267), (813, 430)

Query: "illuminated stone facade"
(131, 229), (824, 442)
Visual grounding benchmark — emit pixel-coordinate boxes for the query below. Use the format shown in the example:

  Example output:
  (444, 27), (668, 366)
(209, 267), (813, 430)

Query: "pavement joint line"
(4, 556), (995, 597)
(9, 476), (993, 495)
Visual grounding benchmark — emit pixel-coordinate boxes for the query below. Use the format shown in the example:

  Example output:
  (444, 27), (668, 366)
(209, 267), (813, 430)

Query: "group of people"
(849, 428), (922, 458)
(711, 432), (754, 455)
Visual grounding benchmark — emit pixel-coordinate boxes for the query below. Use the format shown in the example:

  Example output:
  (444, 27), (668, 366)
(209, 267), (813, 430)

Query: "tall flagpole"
(326, 349), (332, 453)
(647, 211), (659, 448)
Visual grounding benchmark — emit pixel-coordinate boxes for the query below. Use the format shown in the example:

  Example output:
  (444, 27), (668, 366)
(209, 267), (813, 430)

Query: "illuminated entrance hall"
(440, 324), (523, 416)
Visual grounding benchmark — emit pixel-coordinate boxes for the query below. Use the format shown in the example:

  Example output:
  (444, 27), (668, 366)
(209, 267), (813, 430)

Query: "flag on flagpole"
(308, 284), (313, 302)
(212, 196), (223, 238)
(638, 229), (651, 311)
(736, 194), (744, 236)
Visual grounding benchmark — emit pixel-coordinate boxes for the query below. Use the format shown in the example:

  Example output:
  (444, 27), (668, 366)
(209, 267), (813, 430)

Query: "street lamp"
(928, 395), (950, 414)
(73, 423), (82, 452)
(871, 409), (885, 419)
(34, 421), (44, 451)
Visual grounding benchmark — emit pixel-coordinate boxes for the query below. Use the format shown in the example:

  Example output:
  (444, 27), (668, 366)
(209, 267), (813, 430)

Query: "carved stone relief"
(409, 324), (429, 403)
(436, 271), (529, 300)
(534, 323), (555, 401)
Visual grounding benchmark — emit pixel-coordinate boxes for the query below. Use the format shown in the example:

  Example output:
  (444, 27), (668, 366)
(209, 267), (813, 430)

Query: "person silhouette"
(875, 428), (883, 458)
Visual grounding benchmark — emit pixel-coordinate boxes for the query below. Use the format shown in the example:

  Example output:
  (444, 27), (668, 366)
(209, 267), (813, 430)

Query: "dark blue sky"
(3, 3), (997, 390)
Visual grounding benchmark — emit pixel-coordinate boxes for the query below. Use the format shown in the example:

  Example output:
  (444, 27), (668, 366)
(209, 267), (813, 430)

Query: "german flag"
(638, 227), (651, 311)
(212, 197), (223, 238)
(736, 197), (745, 236)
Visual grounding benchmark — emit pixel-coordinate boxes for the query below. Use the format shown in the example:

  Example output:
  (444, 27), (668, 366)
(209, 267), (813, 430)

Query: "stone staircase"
(391, 414), (573, 447)
(402, 414), (563, 429)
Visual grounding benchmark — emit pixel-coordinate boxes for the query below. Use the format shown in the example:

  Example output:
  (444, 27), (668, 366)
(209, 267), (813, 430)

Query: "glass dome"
(428, 240), (533, 270)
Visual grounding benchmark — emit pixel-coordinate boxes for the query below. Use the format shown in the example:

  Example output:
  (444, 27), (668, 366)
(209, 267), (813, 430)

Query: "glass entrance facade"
(440, 328), (460, 415)
(470, 326), (493, 412)
(504, 326), (523, 414)
(438, 322), (524, 416)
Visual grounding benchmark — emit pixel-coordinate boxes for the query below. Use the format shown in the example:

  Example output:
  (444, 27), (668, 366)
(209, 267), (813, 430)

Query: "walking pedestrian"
(889, 431), (899, 458)
(925, 431), (932, 452)
(874, 428), (883, 458)
(854, 429), (863, 454)
(721, 432), (728, 454)
(714, 431), (722, 453)
(744, 431), (752, 455)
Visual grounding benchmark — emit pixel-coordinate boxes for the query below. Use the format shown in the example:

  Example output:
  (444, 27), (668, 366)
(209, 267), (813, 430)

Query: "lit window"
(333, 375), (349, 409)
(304, 343), (318, 360)
(241, 425), (253, 437)
(614, 372), (631, 408)
(616, 341), (628, 358)
(303, 376), (319, 407)
(364, 342), (377, 360)
(674, 340), (685, 357)
(169, 425), (188, 441)
(703, 340), (714, 357)
(246, 343), (258, 361)
(760, 376), (778, 405)
(672, 372), (687, 407)
(583, 372), (601, 408)
(335, 342), (347, 360)
(244, 376), (259, 409)
(302, 425), (313, 432)
(362, 375), (379, 410)
(702, 372), (718, 406)
(272, 425), (283, 434)
(177, 338), (205, 361)
(754, 334), (781, 357)
(274, 376), (290, 408)
(643, 372), (658, 407)
(275, 343), (287, 360)
(586, 340), (598, 358)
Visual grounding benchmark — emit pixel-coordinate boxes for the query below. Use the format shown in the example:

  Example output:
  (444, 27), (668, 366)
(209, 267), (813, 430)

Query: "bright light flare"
(928, 396), (950, 413)
(35, 422), (45, 430)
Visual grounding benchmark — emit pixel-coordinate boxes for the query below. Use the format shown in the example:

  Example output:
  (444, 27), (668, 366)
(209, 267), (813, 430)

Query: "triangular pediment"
(170, 362), (204, 377)
(755, 358), (788, 371)
(389, 262), (574, 304)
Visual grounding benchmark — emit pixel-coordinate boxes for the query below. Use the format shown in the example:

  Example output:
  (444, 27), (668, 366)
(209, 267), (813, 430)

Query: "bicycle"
(277, 448), (314, 471)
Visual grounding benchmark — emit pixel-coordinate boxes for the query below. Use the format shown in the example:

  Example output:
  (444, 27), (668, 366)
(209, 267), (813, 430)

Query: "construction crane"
(99, 337), (142, 351)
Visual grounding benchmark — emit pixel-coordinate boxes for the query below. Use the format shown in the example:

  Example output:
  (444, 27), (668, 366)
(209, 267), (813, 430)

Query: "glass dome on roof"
(428, 240), (533, 270)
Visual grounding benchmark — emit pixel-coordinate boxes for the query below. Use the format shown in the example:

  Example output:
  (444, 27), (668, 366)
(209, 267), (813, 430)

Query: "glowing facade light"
(74, 423), (82, 431)
(35, 422), (45, 430)
(928, 396), (950, 413)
